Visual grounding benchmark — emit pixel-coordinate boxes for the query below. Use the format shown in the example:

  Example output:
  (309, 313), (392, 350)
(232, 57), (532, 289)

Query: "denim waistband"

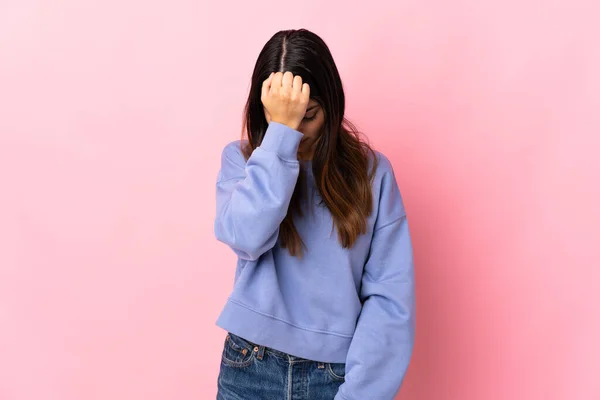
(229, 332), (314, 362)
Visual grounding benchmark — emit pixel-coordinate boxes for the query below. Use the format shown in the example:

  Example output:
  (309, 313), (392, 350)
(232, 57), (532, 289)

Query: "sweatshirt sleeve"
(334, 156), (416, 400)
(214, 121), (304, 261)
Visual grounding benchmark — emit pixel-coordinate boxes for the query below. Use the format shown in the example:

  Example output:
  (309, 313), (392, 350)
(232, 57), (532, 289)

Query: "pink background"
(1, 1), (598, 399)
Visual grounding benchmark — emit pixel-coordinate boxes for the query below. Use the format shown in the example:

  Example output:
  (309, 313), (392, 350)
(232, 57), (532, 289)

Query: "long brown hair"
(240, 29), (378, 258)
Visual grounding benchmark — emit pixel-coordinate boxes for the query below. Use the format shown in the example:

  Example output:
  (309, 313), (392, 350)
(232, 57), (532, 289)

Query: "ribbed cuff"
(259, 122), (304, 160)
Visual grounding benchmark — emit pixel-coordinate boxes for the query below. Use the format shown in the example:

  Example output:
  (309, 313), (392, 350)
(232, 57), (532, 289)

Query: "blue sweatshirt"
(214, 121), (416, 400)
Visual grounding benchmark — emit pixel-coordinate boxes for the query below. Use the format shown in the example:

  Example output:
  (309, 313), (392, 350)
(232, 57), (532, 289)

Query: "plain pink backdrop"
(1, 1), (599, 399)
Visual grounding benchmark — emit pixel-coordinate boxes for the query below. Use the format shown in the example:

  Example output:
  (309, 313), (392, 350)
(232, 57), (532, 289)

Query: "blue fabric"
(217, 332), (346, 400)
(214, 121), (416, 400)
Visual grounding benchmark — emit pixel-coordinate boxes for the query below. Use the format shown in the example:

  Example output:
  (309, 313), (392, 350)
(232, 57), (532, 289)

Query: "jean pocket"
(221, 333), (256, 368)
(327, 362), (346, 381)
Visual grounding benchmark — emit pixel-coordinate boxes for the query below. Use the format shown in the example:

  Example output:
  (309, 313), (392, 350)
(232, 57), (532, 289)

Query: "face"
(264, 99), (325, 160)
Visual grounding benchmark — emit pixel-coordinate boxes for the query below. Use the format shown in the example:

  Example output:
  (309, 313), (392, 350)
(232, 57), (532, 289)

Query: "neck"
(297, 144), (316, 161)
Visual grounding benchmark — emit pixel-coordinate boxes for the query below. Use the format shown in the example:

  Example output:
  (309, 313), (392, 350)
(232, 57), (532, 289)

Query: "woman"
(214, 28), (415, 400)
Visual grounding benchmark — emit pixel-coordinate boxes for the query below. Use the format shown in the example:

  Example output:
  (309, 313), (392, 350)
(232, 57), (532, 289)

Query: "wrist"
(260, 122), (304, 160)
(270, 118), (299, 131)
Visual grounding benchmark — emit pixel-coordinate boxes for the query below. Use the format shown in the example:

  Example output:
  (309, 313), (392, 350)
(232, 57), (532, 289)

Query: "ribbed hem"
(334, 393), (352, 400)
(215, 299), (352, 363)
(259, 122), (304, 160)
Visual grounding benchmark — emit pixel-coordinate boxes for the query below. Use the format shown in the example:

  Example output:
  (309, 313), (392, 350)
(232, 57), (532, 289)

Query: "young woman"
(214, 29), (415, 400)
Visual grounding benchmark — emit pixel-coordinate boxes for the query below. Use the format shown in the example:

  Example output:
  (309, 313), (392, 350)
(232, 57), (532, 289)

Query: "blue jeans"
(217, 332), (346, 400)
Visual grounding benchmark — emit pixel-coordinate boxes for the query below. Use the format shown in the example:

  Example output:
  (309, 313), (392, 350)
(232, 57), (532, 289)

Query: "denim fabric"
(217, 332), (346, 400)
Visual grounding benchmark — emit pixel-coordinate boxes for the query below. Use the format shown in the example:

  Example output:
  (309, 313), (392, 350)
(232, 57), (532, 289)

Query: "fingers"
(260, 71), (310, 130)
(262, 71), (308, 100)
(293, 75), (303, 92)
(301, 82), (310, 100)
(271, 72), (283, 92)
(281, 71), (294, 89)
(261, 72), (274, 99)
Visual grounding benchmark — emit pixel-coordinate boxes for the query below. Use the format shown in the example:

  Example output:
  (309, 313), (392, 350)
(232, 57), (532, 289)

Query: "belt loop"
(256, 344), (265, 360)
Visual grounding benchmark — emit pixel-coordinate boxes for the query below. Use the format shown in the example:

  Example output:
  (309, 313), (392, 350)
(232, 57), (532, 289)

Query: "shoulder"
(368, 149), (397, 183)
(368, 149), (407, 218)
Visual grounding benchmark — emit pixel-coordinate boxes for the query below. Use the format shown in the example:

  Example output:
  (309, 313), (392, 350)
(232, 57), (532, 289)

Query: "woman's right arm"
(214, 121), (303, 261)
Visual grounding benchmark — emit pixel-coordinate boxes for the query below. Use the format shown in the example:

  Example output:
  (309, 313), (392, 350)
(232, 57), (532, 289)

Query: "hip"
(217, 332), (346, 400)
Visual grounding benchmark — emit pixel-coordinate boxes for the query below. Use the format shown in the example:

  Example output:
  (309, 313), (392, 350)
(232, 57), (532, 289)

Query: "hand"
(261, 71), (310, 131)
